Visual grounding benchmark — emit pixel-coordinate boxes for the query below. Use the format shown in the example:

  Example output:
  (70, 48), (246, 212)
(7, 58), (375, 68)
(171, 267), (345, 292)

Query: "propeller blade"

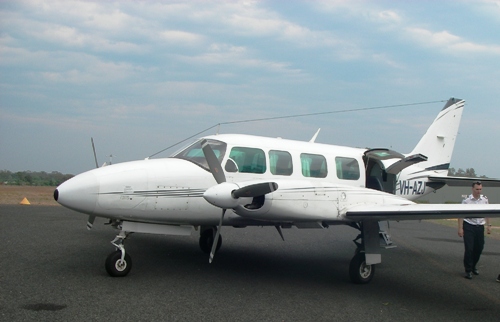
(275, 225), (285, 241)
(209, 209), (225, 263)
(87, 216), (95, 230)
(91, 137), (99, 168)
(232, 182), (278, 198)
(201, 139), (226, 184)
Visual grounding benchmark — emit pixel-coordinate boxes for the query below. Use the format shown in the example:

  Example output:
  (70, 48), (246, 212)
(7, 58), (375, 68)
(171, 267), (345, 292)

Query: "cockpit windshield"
(172, 139), (227, 171)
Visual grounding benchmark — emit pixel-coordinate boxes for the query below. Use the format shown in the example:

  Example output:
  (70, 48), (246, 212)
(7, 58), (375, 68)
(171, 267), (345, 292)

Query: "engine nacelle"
(203, 182), (240, 209)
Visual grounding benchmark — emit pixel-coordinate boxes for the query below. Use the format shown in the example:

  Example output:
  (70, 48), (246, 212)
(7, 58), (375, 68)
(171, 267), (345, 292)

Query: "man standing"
(458, 181), (491, 279)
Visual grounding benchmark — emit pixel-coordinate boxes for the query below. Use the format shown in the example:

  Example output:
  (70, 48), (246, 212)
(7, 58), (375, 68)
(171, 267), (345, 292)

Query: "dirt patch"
(0, 185), (60, 206)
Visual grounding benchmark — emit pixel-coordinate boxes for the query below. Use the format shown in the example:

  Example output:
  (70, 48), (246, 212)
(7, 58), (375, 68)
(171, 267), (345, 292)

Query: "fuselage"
(55, 133), (419, 226)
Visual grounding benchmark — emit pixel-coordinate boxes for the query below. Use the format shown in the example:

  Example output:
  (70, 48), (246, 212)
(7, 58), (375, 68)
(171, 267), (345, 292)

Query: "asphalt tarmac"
(1, 205), (499, 321)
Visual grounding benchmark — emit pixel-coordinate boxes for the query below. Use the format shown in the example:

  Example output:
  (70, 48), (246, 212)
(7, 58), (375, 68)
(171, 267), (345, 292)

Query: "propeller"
(91, 137), (99, 168)
(200, 139), (278, 263)
(87, 217), (95, 230)
(232, 182), (278, 198)
(201, 139), (225, 184)
(209, 209), (226, 263)
(87, 138), (99, 230)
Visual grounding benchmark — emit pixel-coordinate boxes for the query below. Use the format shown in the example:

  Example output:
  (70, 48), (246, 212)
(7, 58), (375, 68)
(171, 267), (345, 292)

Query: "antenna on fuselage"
(148, 99), (446, 159)
(309, 128), (321, 143)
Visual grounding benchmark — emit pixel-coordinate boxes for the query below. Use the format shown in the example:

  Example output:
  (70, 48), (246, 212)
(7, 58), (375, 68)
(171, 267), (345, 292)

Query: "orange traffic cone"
(20, 197), (31, 205)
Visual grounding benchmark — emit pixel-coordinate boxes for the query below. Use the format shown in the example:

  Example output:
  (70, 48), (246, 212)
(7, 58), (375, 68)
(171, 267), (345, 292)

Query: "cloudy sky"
(1, 0), (500, 177)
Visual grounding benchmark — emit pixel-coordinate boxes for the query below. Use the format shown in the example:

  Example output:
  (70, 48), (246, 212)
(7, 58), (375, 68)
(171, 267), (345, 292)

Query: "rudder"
(409, 98), (465, 171)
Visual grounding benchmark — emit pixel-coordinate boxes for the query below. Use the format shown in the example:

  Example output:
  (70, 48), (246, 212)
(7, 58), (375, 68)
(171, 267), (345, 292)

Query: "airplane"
(54, 97), (500, 284)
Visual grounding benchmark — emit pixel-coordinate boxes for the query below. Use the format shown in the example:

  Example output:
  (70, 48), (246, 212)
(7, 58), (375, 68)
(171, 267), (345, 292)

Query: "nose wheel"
(105, 231), (132, 277)
(105, 250), (132, 277)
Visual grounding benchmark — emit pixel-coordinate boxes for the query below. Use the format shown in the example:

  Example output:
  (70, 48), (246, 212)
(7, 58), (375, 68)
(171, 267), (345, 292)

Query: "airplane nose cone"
(55, 171), (99, 214)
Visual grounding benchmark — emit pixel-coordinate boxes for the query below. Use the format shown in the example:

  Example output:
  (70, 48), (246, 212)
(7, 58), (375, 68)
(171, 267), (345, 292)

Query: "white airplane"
(54, 98), (500, 283)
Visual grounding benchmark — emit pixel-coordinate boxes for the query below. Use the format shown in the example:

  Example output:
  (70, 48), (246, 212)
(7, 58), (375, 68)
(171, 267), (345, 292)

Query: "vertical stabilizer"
(409, 98), (464, 171)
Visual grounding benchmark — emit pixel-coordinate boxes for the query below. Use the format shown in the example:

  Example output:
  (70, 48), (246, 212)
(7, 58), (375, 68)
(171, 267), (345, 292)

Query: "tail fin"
(409, 98), (465, 171)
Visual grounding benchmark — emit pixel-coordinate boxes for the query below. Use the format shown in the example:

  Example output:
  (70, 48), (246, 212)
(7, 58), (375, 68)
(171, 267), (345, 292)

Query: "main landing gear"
(349, 250), (374, 284)
(199, 226), (222, 254)
(348, 221), (380, 284)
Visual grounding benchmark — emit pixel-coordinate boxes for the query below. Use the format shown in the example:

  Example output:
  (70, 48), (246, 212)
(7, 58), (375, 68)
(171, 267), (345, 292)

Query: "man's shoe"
(465, 272), (472, 279)
(472, 269), (479, 275)
(497, 274), (500, 283)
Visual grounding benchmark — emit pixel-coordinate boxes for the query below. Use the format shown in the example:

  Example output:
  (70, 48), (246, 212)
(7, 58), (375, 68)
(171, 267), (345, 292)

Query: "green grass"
(426, 217), (500, 240)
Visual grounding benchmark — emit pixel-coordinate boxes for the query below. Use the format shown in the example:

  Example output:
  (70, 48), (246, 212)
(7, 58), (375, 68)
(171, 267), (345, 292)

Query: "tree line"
(0, 170), (74, 186)
(447, 168), (487, 178)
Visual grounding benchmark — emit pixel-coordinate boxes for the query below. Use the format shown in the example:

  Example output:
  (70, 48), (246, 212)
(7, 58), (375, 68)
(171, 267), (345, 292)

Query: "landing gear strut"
(199, 227), (222, 254)
(348, 221), (379, 284)
(105, 231), (132, 277)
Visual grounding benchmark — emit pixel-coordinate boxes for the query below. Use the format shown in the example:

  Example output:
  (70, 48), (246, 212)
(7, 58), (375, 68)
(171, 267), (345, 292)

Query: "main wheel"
(199, 229), (222, 254)
(349, 252), (375, 284)
(105, 250), (132, 277)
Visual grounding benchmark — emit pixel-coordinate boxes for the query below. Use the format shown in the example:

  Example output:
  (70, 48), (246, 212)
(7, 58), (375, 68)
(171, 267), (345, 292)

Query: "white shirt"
(462, 194), (489, 225)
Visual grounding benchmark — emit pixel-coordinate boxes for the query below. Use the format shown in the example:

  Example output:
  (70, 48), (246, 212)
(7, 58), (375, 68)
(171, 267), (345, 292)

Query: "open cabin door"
(363, 149), (401, 194)
(363, 149), (428, 195)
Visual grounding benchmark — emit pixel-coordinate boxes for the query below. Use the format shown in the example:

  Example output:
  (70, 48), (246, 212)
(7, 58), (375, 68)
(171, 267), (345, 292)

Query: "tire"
(199, 229), (222, 254)
(105, 250), (132, 277)
(349, 252), (375, 284)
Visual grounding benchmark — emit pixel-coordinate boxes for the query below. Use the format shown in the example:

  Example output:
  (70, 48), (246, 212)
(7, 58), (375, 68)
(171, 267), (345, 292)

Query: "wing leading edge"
(345, 203), (500, 221)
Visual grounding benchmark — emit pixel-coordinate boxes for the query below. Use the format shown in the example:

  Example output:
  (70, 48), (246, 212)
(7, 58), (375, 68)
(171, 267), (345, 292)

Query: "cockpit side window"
(301, 153), (327, 178)
(229, 147), (266, 174)
(172, 139), (227, 171)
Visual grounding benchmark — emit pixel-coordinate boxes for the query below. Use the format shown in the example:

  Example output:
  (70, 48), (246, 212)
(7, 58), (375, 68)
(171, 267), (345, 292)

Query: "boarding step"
(379, 230), (397, 249)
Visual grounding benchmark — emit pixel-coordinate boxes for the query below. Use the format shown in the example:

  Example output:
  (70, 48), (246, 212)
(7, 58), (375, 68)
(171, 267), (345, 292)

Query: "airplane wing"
(428, 175), (500, 187)
(344, 203), (500, 221)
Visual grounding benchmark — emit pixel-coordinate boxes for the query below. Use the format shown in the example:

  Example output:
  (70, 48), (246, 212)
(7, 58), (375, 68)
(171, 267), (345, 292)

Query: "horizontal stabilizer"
(345, 203), (500, 221)
(428, 176), (500, 187)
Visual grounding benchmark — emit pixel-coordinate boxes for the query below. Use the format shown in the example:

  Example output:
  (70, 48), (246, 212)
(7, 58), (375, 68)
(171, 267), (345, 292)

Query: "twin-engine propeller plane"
(54, 98), (500, 283)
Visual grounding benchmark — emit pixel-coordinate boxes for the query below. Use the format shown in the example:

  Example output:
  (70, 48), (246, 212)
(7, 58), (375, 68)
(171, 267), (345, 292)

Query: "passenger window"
(300, 153), (327, 178)
(229, 147), (266, 174)
(269, 150), (293, 176)
(336, 157), (360, 180)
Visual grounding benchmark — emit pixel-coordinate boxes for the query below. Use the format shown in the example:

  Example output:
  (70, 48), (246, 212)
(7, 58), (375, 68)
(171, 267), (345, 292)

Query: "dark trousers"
(463, 222), (485, 272)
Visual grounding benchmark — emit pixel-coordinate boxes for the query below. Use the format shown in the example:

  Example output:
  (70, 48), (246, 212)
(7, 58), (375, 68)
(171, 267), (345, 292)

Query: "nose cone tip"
(56, 171), (98, 214)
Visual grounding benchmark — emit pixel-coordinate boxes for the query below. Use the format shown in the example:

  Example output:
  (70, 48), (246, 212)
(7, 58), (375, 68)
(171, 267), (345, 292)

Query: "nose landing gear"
(105, 231), (132, 277)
